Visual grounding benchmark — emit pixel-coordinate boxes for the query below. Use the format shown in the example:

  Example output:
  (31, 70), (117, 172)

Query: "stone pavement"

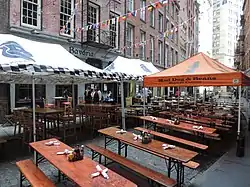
(188, 132), (250, 187)
(0, 133), (201, 187)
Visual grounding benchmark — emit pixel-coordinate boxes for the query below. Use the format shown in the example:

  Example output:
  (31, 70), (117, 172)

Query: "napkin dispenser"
(173, 117), (180, 125)
(141, 131), (152, 144)
(67, 145), (84, 162)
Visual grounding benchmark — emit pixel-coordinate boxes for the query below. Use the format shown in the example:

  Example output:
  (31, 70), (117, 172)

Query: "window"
(87, 3), (99, 42)
(158, 12), (163, 32)
(166, 18), (169, 31)
(126, 24), (134, 57)
(150, 8), (155, 27)
(109, 12), (118, 48)
(140, 0), (146, 21)
(150, 36), (155, 63)
(171, 24), (174, 41)
(21, 0), (41, 29)
(15, 84), (45, 102)
(140, 30), (146, 60)
(165, 44), (169, 67)
(171, 48), (175, 65)
(60, 0), (75, 36)
(171, 2), (175, 18)
(158, 41), (163, 65)
(127, 0), (134, 12)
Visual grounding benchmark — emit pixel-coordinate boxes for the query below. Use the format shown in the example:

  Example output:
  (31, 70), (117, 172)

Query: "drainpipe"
(123, 0), (127, 57)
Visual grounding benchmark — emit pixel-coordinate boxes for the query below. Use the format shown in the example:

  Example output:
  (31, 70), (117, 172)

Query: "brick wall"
(243, 0), (250, 70)
(0, 0), (10, 33)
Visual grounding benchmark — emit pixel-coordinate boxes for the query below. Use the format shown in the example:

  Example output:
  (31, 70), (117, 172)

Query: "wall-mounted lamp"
(30, 29), (40, 34)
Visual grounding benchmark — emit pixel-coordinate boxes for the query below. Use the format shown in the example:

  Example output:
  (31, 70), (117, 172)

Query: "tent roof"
(0, 34), (122, 84)
(144, 52), (250, 87)
(104, 56), (160, 77)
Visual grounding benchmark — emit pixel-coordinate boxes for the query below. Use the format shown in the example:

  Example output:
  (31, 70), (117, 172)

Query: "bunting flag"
(60, 0), (176, 33)
(120, 15), (196, 51)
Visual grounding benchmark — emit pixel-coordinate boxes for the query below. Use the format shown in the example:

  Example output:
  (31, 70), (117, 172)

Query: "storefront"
(4, 33), (119, 111)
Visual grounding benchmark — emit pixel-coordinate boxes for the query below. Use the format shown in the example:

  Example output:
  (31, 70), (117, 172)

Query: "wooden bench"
(134, 127), (208, 150)
(16, 159), (55, 187)
(86, 144), (177, 187)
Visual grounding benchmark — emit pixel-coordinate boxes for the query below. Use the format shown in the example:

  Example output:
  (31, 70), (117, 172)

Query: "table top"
(78, 103), (121, 108)
(30, 139), (137, 187)
(139, 116), (216, 135)
(24, 108), (64, 114)
(98, 127), (198, 163)
(160, 111), (224, 124)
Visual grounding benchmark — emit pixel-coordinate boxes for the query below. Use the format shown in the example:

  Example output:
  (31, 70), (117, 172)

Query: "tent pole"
(72, 80), (76, 139)
(178, 86), (180, 111)
(32, 73), (37, 164)
(143, 86), (146, 128)
(237, 86), (241, 136)
(121, 81), (126, 130)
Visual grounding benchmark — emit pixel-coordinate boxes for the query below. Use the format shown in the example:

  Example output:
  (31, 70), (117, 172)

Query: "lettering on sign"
(69, 46), (94, 57)
(158, 76), (217, 84)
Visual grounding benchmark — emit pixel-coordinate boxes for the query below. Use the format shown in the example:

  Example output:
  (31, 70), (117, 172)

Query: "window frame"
(140, 30), (146, 60)
(127, 0), (134, 12)
(158, 40), (163, 65)
(59, 0), (75, 37)
(126, 24), (134, 57)
(21, 0), (42, 29)
(109, 12), (119, 48)
(140, 0), (146, 21)
(158, 12), (163, 32)
(149, 36), (155, 63)
(150, 8), (155, 28)
(87, 2), (100, 42)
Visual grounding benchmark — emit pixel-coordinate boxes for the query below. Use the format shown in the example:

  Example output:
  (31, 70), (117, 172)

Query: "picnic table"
(98, 127), (198, 187)
(159, 111), (232, 130)
(30, 138), (137, 187)
(138, 116), (216, 136)
(24, 108), (64, 139)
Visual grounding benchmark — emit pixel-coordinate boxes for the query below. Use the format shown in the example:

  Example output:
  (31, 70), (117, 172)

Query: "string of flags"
(120, 15), (196, 50)
(60, 0), (175, 33)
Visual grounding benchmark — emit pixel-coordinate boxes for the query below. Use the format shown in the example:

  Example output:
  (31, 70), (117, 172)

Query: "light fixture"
(30, 29), (40, 34)
(67, 38), (76, 43)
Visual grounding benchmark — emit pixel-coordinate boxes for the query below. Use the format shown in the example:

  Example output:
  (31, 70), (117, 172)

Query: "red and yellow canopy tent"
(144, 52), (250, 87)
(143, 52), (250, 146)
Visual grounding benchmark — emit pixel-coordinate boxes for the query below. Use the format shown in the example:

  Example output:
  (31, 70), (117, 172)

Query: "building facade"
(212, 0), (243, 68)
(0, 0), (198, 114)
(235, 0), (250, 71)
(198, 0), (213, 56)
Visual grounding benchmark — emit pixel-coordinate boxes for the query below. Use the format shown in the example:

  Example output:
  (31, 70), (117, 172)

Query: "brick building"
(235, 0), (250, 71)
(0, 0), (198, 113)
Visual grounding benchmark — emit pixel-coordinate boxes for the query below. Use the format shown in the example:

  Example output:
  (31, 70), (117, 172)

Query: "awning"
(144, 52), (250, 87)
(0, 34), (120, 84)
(104, 56), (159, 81)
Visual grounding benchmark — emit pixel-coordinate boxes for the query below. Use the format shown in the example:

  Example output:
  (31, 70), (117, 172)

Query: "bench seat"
(86, 144), (177, 187)
(16, 159), (55, 187)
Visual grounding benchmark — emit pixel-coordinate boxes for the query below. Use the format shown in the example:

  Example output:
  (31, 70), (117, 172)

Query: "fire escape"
(234, 15), (245, 70)
(81, 0), (119, 50)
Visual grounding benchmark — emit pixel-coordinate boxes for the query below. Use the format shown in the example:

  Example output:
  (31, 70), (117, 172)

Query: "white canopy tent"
(104, 56), (160, 129)
(104, 56), (160, 77)
(0, 34), (129, 162)
(0, 34), (123, 84)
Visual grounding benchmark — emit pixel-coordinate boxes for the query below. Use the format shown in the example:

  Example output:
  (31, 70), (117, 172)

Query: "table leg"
(118, 141), (121, 155)
(43, 115), (47, 139)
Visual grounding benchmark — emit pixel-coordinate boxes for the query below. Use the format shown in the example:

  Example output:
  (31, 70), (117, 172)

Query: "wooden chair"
(44, 98), (55, 109)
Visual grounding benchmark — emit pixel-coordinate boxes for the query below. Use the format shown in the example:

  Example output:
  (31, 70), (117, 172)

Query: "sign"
(69, 46), (94, 58)
(158, 76), (217, 85)
(0, 41), (35, 61)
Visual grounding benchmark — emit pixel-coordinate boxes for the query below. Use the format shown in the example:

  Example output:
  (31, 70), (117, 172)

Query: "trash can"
(236, 133), (245, 157)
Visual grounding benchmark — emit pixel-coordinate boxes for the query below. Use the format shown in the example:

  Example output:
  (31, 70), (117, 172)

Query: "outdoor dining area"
(7, 52), (249, 187)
